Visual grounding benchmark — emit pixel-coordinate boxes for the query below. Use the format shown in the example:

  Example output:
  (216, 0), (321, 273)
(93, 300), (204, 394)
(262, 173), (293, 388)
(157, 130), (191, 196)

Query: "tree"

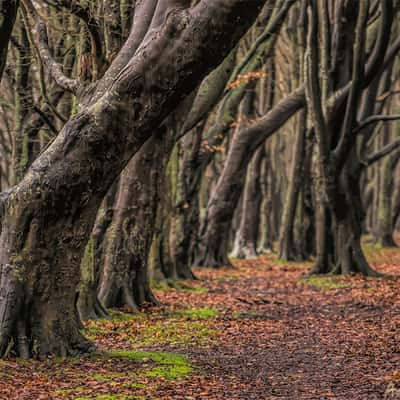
(305, 0), (400, 275)
(0, 0), (266, 358)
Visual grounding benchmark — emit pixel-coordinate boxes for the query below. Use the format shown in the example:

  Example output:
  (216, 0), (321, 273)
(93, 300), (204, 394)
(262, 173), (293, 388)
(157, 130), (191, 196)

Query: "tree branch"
(333, 0), (369, 171)
(365, 137), (400, 165)
(0, 0), (19, 83)
(21, 0), (82, 94)
(42, 0), (105, 77)
(354, 114), (400, 134)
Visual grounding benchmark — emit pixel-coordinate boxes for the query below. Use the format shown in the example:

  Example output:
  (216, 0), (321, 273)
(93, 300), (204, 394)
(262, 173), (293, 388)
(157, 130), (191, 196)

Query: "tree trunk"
(376, 154), (399, 247)
(258, 150), (274, 253)
(77, 238), (108, 321)
(231, 147), (264, 259)
(168, 133), (201, 279)
(278, 111), (307, 261)
(312, 158), (380, 276)
(98, 133), (167, 310)
(0, 0), (266, 357)
(194, 89), (305, 268)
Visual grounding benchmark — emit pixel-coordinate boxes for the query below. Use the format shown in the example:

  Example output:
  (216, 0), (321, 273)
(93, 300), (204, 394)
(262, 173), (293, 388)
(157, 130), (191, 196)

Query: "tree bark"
(98, 133), (165, 310)
(0, 0), (266, 357)
(376, 149), (399, 247)
(231, 147), (264, 259)
(278, 112), (307, 261)
(0, 0), (19, 82)
(194, 89), (305, 267)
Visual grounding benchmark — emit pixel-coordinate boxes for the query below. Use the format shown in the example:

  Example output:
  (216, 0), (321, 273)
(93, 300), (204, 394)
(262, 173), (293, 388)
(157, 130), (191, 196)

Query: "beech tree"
(1, 0), (399, 364)
(0, 0), (266, 358)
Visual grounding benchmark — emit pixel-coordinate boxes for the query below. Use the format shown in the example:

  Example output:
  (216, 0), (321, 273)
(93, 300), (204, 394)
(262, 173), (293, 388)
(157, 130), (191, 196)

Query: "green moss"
(131, 321), (217, 347)
(300, 275), (350, 290)
(54, 387), (86, 395)
(145, 363), (192, 380)
(92, 373), (124, 382)
(107, 350), (193, 380)
(215, 274), (241, 282)
(84, 324), (107, 339)
(177, 307), (218, 320)
(108, 310), (146, 322)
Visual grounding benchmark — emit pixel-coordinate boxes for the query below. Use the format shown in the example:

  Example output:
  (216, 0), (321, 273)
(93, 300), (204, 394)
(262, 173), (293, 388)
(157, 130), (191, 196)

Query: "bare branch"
(21, 0), (82, 94)
(376, 89), (400, 102)
(365, 137), (400, 165)
(354, 114), (400, 134)
(42, 0), (105, 77)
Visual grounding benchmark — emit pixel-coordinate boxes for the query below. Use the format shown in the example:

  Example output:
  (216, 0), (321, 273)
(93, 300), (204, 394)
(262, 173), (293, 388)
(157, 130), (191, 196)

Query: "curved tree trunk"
(194, 89), (305, 268)
(0, 0), (266, 357)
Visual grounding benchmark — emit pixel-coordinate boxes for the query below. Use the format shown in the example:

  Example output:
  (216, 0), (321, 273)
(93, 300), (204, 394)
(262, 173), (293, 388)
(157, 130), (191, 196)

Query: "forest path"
(154, 247), (400, 400)
(0, 245), (399, 399)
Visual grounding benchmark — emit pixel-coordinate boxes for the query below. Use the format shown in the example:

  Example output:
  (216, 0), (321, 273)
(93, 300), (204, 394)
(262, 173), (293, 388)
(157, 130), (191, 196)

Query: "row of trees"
(0, 0), (399, 358)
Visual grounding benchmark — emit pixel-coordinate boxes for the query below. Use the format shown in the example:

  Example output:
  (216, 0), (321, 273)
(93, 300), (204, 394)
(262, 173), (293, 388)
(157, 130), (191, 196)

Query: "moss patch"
(108, 350), (193, 380)
(85, 325), (107, 340)
(300, 275), (350, 290)
(131, 321), (217, 347)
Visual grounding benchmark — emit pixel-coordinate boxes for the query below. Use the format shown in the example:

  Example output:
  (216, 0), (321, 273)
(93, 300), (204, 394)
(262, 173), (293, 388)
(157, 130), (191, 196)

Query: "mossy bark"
(0, 0), (266, 357)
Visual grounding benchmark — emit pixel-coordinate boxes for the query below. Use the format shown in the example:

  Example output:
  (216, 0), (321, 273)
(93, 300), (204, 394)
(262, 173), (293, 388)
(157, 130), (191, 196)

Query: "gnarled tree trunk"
(0, 0), (266, 357)
(98, 134), (166, 310)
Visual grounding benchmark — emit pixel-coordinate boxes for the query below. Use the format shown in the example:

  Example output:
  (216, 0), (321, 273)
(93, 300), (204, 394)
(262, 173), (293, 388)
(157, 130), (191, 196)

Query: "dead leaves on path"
(0, 247), (399, 399)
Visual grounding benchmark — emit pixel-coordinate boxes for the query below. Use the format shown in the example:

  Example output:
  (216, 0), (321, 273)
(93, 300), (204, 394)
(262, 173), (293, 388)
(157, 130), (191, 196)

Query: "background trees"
(0, 0), (399, 360)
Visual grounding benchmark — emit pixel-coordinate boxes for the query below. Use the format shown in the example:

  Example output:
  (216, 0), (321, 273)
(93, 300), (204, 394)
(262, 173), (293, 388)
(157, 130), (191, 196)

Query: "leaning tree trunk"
(231, 147), (264, 259)
(0, 0), (266, 357)
(194, 89), (305, 268)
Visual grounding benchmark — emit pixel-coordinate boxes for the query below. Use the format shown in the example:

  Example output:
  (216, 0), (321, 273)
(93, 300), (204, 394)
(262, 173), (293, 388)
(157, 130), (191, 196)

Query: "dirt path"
(0, 247), (399, 399)
(153, 250), (400, 400)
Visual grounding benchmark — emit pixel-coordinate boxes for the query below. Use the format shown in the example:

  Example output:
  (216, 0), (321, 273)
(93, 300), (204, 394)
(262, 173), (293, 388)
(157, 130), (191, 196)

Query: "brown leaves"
(1, 247), (399, 399)
(226, 71), (266, 91)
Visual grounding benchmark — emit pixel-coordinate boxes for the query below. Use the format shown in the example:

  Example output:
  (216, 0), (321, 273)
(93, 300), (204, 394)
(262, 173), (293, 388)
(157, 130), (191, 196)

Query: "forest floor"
(0, 243), (399, 400)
